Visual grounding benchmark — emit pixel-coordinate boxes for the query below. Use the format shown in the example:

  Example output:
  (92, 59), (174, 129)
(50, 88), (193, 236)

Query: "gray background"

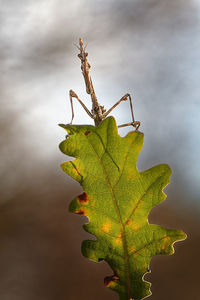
(0, 0), (199, 299)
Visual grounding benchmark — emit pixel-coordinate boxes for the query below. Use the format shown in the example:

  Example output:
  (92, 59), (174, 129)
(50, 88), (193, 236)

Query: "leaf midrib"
(84, 132), (131, 299)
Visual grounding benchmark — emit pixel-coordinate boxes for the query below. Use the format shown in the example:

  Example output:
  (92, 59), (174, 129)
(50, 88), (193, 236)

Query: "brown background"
(0, 0), (200, 299)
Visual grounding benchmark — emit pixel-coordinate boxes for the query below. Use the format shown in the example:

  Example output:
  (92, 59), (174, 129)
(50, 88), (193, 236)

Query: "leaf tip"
(58, 123), (65, 128)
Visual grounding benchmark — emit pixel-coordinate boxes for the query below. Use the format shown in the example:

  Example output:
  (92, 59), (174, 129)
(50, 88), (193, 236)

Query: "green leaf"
(59, 116), (186, 300)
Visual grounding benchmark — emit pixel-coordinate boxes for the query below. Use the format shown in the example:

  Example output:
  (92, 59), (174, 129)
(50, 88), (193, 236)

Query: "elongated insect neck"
(78, 38), (100, 109)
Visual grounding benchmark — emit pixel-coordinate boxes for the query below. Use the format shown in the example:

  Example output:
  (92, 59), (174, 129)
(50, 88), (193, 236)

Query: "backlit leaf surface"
(59, 116), (186, 300)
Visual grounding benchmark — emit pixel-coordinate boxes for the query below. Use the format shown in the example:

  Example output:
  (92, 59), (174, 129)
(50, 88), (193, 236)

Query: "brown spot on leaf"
(78, 192), (89, 204)
(104, 274), (119, 287)
(84, 130), (91, 136)
(126, 219), (132, 226)
(75, 209), (86, 215)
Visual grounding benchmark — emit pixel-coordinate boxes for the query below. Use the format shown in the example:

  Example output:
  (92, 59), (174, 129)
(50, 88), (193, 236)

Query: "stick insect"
(69, 38), (140, 129)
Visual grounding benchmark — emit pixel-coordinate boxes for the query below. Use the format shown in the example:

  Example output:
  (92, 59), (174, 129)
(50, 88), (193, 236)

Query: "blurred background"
(0, 0), (200, 299)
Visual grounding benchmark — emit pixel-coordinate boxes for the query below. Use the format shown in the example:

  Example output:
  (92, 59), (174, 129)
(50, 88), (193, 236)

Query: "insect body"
(69, 38), (140, 129)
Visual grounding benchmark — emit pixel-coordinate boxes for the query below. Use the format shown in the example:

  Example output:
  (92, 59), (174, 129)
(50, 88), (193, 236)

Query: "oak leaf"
(59, 116), (186, 300)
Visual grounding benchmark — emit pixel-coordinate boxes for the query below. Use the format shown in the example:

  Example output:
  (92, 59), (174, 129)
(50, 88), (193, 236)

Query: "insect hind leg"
(103, 93), (140, 130)
(118, 121), (140, 130)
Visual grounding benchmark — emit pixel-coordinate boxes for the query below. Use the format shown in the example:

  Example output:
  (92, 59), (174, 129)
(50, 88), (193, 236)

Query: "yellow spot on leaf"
(129, 247), (135, 254)
(115, 237), (122, 245)
(102, 223), (111, 233)
(161, 236), (171, 249)
(132, 223), (140, 231)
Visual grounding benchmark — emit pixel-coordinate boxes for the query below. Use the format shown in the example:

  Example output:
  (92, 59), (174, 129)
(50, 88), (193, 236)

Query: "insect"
(69, 38), (140, 129)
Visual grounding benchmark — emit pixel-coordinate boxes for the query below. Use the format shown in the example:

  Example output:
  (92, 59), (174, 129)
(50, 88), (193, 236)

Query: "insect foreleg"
(69, 89), (94, 124)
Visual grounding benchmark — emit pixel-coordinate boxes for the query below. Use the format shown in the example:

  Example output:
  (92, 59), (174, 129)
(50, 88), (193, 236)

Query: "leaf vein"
(125, 171), (168, 224)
